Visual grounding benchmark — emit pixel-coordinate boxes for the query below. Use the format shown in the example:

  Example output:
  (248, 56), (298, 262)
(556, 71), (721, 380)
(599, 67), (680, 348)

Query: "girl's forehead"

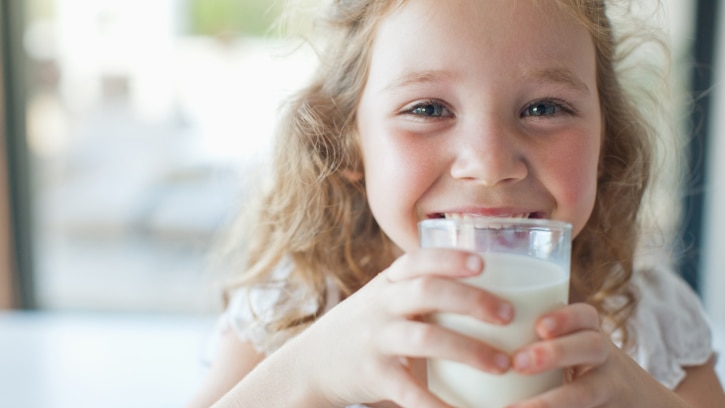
(371, 0), (598, 44)
(371, 0), (590, 48)
(365, 0), (596, 90)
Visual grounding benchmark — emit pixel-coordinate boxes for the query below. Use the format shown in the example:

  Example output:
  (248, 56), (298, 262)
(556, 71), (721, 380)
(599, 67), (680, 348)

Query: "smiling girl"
(188, 1), (725, 407)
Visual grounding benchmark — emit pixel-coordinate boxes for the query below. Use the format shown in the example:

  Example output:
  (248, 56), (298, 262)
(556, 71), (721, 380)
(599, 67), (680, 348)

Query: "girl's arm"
(208, 333), (332, 407)
(675, 356), (725, 407)
(185, 331), (265, 408)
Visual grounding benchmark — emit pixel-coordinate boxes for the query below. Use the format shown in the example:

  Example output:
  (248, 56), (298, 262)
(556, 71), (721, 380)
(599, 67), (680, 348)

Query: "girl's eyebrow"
(522, 67), (591, 94)
(381, 67), (590, 95)
(381, 70), (455, 93)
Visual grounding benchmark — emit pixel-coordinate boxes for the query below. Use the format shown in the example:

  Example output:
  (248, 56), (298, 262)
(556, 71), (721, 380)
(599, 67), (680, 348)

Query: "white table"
(0, 312), (216, 408)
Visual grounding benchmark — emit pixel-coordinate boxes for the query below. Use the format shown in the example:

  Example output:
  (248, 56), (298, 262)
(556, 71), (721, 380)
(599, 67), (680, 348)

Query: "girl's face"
(357, 0), (602, 253)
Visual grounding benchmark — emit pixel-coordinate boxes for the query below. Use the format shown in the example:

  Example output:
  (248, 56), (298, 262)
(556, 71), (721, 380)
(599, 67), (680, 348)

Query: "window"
(23, 0), (315, 312)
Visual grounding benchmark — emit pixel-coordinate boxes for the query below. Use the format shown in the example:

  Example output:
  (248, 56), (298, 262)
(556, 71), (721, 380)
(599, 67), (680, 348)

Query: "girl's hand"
(290, 248), (515, 408)
(508, 303), (687, 408)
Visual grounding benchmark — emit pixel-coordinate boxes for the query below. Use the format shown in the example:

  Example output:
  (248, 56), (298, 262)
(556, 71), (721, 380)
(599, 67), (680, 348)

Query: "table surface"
(0, 311), (217, 408)
(1, 311), (723, 408)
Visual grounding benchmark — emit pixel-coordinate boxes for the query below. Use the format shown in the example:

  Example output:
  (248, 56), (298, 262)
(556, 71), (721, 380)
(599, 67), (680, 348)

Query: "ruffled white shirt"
(208, 260), (714, 403)
(623, 264), (713, 389)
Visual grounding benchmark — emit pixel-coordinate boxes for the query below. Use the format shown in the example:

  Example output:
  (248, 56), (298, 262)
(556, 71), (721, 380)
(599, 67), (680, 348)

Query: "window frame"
(680, 0), (720, 293)
(1, 0), (36, 309)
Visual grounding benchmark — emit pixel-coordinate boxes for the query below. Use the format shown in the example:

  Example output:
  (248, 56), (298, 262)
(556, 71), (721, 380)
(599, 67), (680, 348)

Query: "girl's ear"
(341, 168), (364, 182)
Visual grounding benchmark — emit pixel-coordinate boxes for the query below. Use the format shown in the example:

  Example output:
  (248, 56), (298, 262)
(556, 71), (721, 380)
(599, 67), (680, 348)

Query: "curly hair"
(221, 0), (669, 349)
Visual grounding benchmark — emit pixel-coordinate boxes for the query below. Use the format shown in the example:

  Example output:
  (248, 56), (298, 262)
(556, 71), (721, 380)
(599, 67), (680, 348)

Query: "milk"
(428, 252), (569, 408)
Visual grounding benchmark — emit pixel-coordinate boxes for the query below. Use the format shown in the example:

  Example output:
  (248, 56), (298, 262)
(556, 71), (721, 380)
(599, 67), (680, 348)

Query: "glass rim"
(418, 217), (572, 231)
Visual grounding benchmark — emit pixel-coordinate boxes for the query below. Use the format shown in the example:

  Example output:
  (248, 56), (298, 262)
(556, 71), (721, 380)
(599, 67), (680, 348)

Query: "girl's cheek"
(553, 162), (598, 235)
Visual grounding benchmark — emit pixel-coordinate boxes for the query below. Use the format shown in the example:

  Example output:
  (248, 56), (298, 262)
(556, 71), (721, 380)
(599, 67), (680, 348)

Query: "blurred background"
(0, 0), (723, 407)
(0, 0), (317, 406)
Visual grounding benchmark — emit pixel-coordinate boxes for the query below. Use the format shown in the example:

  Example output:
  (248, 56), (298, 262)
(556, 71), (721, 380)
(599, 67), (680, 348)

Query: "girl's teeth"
(443, 213), (530, 219)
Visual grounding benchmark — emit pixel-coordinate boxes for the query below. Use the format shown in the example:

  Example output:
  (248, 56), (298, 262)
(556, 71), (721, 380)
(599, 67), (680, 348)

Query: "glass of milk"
(419, 217), (572, 408)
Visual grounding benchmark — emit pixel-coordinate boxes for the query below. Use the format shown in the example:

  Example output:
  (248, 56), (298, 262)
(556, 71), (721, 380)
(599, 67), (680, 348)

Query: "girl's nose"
(449, 124), (528, 186)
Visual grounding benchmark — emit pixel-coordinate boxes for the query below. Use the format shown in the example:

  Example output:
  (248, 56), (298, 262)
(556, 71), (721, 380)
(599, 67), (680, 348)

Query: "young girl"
(189, 0), (725, 407)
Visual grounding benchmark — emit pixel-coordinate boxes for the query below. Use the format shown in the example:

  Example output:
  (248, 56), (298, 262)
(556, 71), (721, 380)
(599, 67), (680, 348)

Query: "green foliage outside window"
(189, 0), (283, 38)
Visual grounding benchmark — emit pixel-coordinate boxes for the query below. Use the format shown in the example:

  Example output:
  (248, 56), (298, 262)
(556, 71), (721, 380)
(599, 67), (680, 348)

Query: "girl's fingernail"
(514, 351), (530, 370)
(540, 317), (556, 333)
(466, 255), (482, 273)
(498, 302), (513, 322)
(495, 353), (511, 370)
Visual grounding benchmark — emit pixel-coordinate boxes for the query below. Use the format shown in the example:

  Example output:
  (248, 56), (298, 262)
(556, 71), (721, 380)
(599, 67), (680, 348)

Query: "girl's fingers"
(534, 303), (600, 339)
(378, 320), (511, 374)
(385, 248), (484, 282)
(507, 369), (610, 408)
(512, 330), (609, 374)
(385, 276), (514, 325)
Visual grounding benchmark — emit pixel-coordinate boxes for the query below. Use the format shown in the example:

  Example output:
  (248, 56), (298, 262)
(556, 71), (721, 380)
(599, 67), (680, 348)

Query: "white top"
(209, 259), (714, 403)
(624, 265), (713, 388)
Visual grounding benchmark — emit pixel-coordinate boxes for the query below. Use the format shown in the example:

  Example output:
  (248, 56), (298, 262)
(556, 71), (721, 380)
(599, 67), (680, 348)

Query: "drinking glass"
(419, 217), (572, 408)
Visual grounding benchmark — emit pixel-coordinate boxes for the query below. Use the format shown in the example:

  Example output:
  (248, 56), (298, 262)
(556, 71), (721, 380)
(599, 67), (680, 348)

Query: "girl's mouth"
(429, 212), (546, 220)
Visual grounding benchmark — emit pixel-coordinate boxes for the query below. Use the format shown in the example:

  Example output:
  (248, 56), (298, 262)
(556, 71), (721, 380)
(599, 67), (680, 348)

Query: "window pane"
(26, 0), (315, 312)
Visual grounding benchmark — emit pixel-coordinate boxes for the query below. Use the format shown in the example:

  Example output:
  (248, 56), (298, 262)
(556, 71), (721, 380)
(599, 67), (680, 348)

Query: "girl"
(189, 0), (725, 407)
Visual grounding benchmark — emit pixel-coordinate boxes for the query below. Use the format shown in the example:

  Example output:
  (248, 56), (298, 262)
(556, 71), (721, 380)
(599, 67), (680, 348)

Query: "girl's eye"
(522, 99), (573, 118)
(404, 100), (452, 118)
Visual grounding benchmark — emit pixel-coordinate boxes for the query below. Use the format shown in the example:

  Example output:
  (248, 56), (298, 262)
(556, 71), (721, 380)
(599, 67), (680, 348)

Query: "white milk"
(428, 252), (569, 408)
